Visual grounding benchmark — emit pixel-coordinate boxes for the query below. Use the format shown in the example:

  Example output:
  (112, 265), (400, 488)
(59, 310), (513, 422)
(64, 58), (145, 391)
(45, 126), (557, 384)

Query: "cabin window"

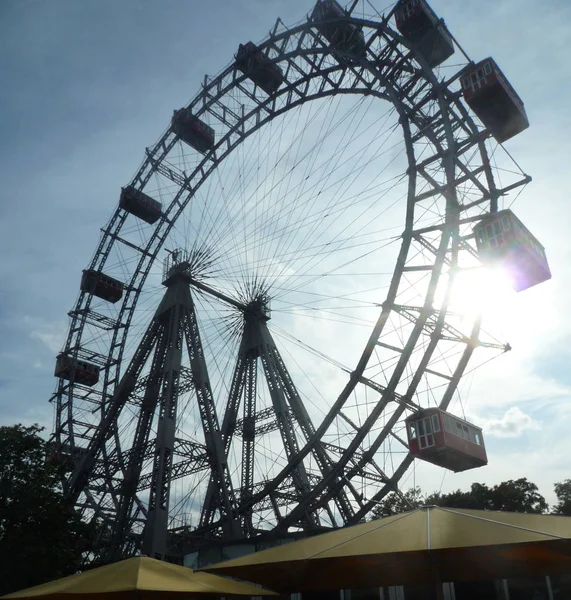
(416, 416), (436, 449)
(521, 230), (533, 249)
(431, 414), (440, 433)
(475, 227), (489, 250)
(442, 414), (452, 433)
(480, 216), (515, 253)
(484, 62), (492, 76)
(494, 69), (524, 110)
(455, 421), (471, 441)
(409, 423), (417, 439)
(464, 65), (489, 94)
(400, 0), (418, 20)
(475, 432), (482, 446)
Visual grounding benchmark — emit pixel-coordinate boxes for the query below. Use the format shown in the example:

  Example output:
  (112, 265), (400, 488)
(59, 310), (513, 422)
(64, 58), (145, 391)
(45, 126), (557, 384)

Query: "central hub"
(243, 293), (271, 321)
(162, 246), (216, 286)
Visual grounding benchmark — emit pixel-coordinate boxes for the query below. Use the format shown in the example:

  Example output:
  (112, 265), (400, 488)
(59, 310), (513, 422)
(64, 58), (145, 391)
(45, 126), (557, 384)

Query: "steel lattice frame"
(50, 1), (529, 559)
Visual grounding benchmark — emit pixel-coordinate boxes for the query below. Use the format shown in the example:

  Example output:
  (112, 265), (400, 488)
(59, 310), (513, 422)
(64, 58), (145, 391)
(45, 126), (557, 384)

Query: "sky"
(1, 0), (571, 511)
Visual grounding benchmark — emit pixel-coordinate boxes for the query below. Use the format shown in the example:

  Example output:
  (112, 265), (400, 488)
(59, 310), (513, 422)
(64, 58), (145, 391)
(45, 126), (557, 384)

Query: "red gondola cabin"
(311, 0), (366, 57)
(395, 0), (454, 68)
(81, 270), (124, 303)
(236, 42), (285, 96)
(406, 408), (487, 472)
(45, 444), (72, 468)
(461, 58), (529, 143)
(120, 186), (162, 224)
(473, 209), (551, 292)
(172, 109), (215, 154)
(54, 354), (100, 387)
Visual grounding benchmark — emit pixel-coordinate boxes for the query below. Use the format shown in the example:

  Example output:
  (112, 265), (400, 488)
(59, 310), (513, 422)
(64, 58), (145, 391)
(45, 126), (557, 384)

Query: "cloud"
(484, 407), (540, 438)
(25, 317), (66, 355)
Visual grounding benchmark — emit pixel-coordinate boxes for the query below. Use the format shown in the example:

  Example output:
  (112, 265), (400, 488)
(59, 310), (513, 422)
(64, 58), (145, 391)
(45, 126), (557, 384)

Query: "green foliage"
(428, 478), (548, 514)
(0, 424), (93, 595)
(489, 478), (548, 513)
(370, 478), (549, 520)
(553, 479), (571, 515)
(370, 487), (425, 519)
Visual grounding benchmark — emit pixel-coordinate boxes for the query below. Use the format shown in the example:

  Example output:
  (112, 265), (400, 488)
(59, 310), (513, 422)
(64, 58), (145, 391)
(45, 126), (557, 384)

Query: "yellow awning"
(203, 507), (571, 592)
(3, 556), (277, 599)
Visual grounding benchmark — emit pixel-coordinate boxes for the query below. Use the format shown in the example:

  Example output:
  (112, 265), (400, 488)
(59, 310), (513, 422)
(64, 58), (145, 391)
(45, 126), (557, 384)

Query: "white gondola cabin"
(473, 209), (551, 292)
(406, 408), (487, 473)
(54, 354), (100, 387)
(172, 109), (215, 154)
(81, 270), (124, 303)
(236, 42), (285, 96)
(461, 58), (529, 143)
(120, 186), (162, 224)
(311, 0), (366, 57)
(395, 0), (454, 68)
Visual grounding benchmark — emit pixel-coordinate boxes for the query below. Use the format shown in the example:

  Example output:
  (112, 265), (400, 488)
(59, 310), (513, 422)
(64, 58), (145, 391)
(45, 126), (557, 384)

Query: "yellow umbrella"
(204, 507), (571, 593)
(3, 556), (276, 600)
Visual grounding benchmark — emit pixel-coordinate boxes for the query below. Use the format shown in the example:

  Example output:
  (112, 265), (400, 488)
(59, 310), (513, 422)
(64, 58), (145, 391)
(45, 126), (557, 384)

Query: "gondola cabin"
(395, 0), (454, 68)
(406, 408), (487, 472)
(473, 209), (551, 292)
(120, 186), (162, 224)
(54, 354), (100, 387)
(461, 58), (529, 143)
(236, 42), (285, 96)
(81, 270), (124, 303)
(45, 446), (72, 468)
(172, 109), (215, 154)
(311, 0), (366, 57)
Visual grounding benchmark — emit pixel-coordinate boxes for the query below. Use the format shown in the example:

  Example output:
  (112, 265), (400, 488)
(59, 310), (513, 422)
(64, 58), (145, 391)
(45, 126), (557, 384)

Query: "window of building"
(548, 574), (571, 599)
(506, 576), (551, 600)
(453, 580), (502, 600)
(345, 587), (381, 600)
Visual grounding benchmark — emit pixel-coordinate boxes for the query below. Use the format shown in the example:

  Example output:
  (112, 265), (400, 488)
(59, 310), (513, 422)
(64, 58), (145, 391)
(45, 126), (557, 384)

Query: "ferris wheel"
(49, 0), (549, 562)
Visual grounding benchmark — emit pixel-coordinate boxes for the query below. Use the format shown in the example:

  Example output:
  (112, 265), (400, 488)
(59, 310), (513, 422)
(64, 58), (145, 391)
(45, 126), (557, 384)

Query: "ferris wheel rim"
(53, 4), (518, 542)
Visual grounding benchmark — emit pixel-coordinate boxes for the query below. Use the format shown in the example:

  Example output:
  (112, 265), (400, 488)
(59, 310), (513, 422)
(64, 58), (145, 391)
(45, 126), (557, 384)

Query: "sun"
(448, 266), (515, 319)
(432, 263), (522, 340)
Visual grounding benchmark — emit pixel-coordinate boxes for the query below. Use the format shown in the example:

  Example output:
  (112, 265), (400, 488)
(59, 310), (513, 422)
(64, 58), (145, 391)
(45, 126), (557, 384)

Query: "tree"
(369, 478), (548, 520)
(553, 480), (571, 515)
(428, 479), (548, 514)
(489, 478), (548, 513)
(425, 483), (493, 510)
(370, 487), (425, 519)
(0, 424), (93, 595)
(428, 479), (548, 513)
